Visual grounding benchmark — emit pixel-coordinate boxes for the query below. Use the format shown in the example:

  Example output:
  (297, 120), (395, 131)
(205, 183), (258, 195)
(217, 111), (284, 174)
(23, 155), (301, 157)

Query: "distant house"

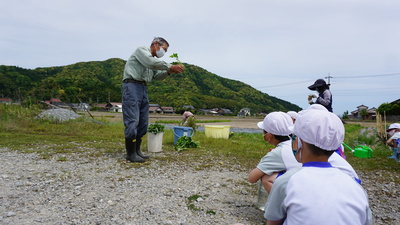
(367, 107), (377, 119)
(238, 108), (251, 117)
(94, 104), (108, 111)
(44, 98), (71, 109)
(161, 106), (175, 114)
(0, 98), (12, 104)
(149, 105), (163, 114)
(148, 104), (174, 114)
(350, 105), (376, 120)
(111, 105), (122, 113)
(106, 102), (122, 113)
(198, 109), (209, 115)
(76, 103), (90, 111)
(217, 108), (233, 115)
(50, 98), (62, 104)
(198, 109), (218, 115)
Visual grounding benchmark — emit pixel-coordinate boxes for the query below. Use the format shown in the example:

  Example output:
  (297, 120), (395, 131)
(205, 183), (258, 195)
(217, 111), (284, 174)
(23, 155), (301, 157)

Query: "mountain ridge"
(0, 58), (301, 113)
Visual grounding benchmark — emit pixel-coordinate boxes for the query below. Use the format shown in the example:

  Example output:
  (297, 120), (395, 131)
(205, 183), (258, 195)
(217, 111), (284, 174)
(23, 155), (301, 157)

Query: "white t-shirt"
(389, 132), (400, 140)
(257, 140), (301, 175)
(257, 140), (360, 182)
(264, 162), (372, 225)
(328, 153), (360, 183)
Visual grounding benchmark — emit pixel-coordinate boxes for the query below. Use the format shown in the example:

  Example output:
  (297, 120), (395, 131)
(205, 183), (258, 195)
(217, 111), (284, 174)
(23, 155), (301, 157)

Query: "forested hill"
(0, 58), (301, 113)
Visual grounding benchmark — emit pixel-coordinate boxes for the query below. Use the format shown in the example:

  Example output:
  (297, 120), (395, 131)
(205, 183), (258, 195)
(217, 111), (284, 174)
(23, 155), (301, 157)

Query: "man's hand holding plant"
(168, 53), (185, 74)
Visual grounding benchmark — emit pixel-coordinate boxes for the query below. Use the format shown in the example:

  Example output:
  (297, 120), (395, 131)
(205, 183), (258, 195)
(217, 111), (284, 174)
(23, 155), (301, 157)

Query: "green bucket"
(353, 145), (373, 158)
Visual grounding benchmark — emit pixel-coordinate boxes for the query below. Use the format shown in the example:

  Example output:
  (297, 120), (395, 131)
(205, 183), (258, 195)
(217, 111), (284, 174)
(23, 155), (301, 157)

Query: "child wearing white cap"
(264, 106), (372, 225)
(286, 111), (299, 155)
(304, 104), (361, 182)
(386, 123), (400, 160)
(249, 112), (301, 194)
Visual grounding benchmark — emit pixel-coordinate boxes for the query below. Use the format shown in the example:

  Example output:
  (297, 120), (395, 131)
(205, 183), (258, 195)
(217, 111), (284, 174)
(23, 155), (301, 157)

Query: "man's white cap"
(386, 123), (400, 132)
(294, 105), (344, 151)
(287, 111), (298, 120)
(257, 112), (293, 136)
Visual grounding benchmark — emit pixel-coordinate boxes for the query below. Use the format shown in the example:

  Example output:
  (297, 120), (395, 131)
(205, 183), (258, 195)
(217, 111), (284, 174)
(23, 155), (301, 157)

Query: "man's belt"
(123, 79), (147, 86)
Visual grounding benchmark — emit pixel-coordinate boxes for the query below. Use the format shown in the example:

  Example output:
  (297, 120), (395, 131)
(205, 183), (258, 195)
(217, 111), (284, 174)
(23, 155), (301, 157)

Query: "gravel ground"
(1, 109), (398, 224)
(0, 147), (263, 225)
(0, 147), (399, 225)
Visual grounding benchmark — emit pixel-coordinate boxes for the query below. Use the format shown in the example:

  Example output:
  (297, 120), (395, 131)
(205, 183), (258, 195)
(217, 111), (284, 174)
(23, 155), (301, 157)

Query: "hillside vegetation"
(0, 58), (301, 113)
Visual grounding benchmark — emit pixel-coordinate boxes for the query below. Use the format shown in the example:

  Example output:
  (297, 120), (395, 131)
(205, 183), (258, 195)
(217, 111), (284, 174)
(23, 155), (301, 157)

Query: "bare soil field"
(90, 112), (262, 129)
(89, 111), (378, 129)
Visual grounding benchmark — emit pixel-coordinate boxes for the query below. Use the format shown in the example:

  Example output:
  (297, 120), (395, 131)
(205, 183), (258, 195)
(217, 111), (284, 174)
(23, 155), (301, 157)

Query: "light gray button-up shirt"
(123, 46), (172, 83)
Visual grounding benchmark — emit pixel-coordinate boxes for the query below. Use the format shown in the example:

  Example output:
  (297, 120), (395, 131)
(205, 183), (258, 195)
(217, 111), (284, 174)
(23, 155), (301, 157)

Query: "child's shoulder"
(390, 132), (400, 139)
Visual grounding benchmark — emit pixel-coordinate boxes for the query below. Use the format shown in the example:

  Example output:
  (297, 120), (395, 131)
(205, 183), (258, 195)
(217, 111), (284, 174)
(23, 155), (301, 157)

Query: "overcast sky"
(1, 0), (399, 115)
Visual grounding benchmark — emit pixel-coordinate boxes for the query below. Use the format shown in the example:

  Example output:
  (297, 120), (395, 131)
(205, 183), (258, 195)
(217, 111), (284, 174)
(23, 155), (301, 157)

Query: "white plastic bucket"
(147, 132), (163, 153)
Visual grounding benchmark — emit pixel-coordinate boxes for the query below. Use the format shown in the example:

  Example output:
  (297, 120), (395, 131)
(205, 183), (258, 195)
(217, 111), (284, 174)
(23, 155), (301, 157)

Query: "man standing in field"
(122, 37), (184, 163)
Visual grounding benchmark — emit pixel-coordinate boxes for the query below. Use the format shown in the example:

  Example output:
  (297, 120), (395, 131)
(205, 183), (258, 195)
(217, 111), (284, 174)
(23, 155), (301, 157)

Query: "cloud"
(1, 0), (400, 114)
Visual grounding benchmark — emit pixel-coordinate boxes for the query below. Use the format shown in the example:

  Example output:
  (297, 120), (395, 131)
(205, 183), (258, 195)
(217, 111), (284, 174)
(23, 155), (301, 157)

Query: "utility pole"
(325, 73), (333, 85)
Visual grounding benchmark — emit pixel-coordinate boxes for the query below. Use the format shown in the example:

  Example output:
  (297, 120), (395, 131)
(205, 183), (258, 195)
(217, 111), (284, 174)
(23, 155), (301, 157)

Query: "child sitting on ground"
(386, 123), (400, 161)
(264, 105), (372, 225)
(249, 112), (300, 194)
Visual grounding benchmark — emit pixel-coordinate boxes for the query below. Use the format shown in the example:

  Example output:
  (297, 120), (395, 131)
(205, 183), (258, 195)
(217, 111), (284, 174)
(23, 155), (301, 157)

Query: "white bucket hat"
(386, 123), (400, 132)
(257, 112), (293, 136)
(287, 111), (298, 120)
(294, 105), (344, 151)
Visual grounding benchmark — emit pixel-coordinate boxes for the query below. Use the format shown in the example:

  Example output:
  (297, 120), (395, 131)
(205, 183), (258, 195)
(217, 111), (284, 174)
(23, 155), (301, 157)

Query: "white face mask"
(388, 130), (396, 136)
(156, 46), (165, 58)
(297, 137), (302, 150)
(295, 137), (303, 163)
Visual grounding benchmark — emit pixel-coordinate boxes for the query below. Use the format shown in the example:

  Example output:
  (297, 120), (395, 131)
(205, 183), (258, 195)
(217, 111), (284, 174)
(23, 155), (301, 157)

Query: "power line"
(255, 72), (400, 89)
(335, 93), (399, 97)
(335, 87), (397, 92)
(256, 80), (314, 89)
(334, 72), (400, 79)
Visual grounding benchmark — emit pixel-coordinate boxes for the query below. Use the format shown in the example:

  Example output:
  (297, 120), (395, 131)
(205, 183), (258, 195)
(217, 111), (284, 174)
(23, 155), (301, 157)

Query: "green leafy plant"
(174, 136), (199, 152)
(187, 203), (202, 211)
(186, 194), (215, 214)
(206, 210), (216, 215)
(182, 116), (198, 131)
(187, 194), (203, 211)
(187, 194), (202, 202)
(147, 123), (165, 134)
(169, 53), (183, 65)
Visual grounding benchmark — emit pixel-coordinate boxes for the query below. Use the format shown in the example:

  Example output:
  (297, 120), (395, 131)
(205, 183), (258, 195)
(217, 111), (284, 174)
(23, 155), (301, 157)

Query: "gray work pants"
(122, 82), (149, 140)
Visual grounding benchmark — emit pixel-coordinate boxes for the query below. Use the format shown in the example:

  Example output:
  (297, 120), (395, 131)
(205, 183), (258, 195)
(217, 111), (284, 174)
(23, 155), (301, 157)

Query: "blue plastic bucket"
(173, 126), (194, 145)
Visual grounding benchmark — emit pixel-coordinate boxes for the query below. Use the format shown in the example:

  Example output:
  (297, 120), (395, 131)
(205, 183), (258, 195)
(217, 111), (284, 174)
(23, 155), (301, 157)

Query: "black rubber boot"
(135, 138), (149, 159)
(125, 138), (145, 163)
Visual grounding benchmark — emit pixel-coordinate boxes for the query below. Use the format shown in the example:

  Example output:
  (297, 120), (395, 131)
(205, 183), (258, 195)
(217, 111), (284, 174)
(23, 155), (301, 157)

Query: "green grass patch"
(0, 105), (398, 182)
